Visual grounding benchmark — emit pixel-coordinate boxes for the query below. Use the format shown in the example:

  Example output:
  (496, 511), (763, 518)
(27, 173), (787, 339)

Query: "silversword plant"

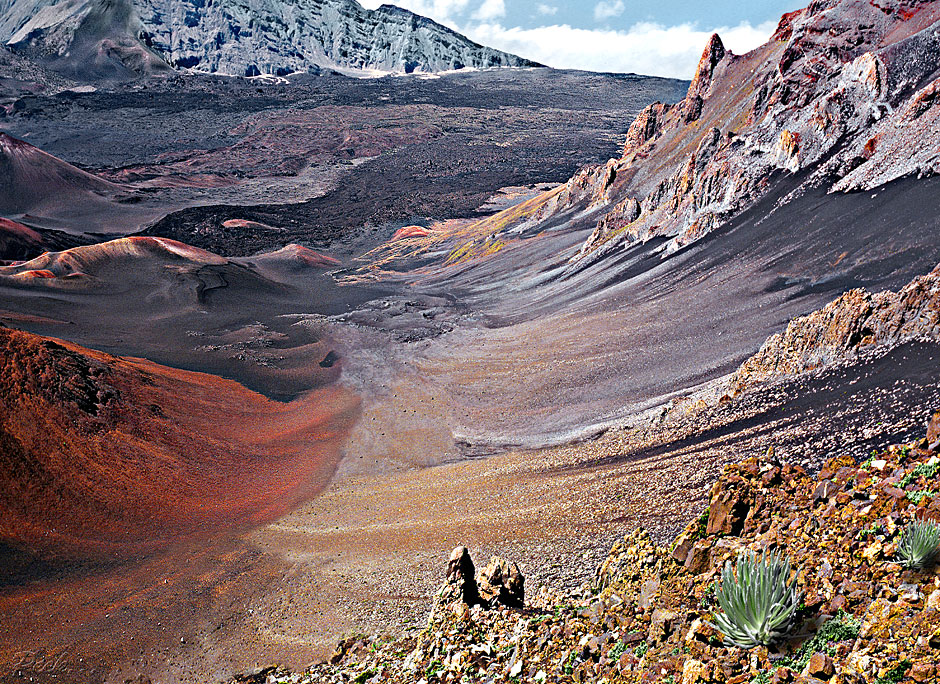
(709, 549), (802, 649)
(897, 518), (940, 569)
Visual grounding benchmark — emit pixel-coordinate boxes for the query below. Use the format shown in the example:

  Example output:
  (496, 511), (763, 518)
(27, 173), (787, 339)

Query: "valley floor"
(227, 344), (940, 672)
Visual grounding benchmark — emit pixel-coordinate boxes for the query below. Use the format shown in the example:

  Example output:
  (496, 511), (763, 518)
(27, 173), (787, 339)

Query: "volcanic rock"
(729, 262), (940, 394)
(928, 411), (940, 451)
(297, 425), (940, 684)
(805, 653), (835, 680)
(0, 0), (539, 78)
(477, 556), (525, 608)
(435, 547), (524, 613)
(441, 546), (481, 608)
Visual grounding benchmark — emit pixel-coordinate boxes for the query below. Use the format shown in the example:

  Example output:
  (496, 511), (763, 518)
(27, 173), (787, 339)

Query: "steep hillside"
(0, 325), (358, 558)
(0, 0), (170, 78)
(0, 0), (538, 78)
(449, 0), (940, 266)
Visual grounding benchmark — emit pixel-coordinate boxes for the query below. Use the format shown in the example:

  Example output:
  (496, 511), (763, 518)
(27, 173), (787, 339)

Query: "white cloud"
(473, 0), (506, 21)
(593, 0), (625, 21)
(358, 0), (471, 27)
(466, 20), (778, 79)
(536, 3), (558, 15)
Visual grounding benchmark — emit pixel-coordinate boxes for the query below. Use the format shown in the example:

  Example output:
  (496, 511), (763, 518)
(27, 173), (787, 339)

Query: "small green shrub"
(874, 659), (911, 684)
(608, 640), (628, 659)
(897, 517), (940, 569)
(774, 610), (861, 672)
(900, 460), (940, 487)
(709, 549), (802, 648)
(906, 489), (935, 505)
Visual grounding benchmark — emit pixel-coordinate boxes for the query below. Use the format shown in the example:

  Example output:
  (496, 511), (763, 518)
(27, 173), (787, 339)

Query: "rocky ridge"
(642, 262), (940, 440)
(0, 0), (538, 78)
(446, 0), (940, 266)
(233, 417), (940, 684)
(729, 263), (940, 396)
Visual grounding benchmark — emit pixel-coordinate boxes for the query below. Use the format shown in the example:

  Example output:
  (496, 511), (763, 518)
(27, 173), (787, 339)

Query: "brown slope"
(0, 326), (359, 559)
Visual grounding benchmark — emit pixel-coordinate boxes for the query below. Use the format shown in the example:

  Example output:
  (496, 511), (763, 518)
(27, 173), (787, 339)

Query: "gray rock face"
(0, 0), (538, 77)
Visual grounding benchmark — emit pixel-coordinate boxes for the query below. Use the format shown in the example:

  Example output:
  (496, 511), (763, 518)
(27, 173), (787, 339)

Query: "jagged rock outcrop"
(477, 556), (525, 608)
(432, 547), (525, 618)
(0, 0), (538, 78)
(621, 102), (673, 158)
(683, 33), (725, 123)
(730, 262), (940, 394)
(465, 0), (940, 264)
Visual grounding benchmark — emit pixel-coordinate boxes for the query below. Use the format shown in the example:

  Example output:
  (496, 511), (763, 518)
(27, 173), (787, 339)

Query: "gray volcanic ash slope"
(0, 131), (165, 235)
(0, 0), (538, 78)
(340, 0), (940, 448)
(0, 131), (121, 214)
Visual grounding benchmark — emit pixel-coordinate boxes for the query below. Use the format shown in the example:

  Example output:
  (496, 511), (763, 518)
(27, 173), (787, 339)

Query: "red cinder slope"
(0, 217), (42, 261)
(0, 326), (359, 558)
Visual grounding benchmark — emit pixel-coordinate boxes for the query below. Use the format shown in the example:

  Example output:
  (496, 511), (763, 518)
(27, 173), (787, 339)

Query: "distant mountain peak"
(0, 0), (540, 78)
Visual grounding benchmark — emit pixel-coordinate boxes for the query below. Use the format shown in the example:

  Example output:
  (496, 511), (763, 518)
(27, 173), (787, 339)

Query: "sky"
(359, 0), (806, 79)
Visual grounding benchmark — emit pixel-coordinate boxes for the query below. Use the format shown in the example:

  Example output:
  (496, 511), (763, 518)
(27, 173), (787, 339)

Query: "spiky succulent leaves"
(708, 549), (802, 649)
(897, 518), (940, 569)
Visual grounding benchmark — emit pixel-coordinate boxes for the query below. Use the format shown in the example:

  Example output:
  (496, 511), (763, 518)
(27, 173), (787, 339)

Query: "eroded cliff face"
(507, 0), (940, 264)
(0, 0), (538, 77)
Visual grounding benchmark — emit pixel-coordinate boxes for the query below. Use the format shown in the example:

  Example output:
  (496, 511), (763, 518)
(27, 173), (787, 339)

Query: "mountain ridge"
(437, 0), (940, 272)
(0, 0), (540, 78)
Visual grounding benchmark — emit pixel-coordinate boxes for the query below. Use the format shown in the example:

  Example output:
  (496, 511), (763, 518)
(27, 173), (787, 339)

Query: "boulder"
(706, 480), (750, 536)
(928, 411), (940, 451)
(478, 556), (525, 608)
(442, 546), (481, 607)
(805, 652), (835, 680)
